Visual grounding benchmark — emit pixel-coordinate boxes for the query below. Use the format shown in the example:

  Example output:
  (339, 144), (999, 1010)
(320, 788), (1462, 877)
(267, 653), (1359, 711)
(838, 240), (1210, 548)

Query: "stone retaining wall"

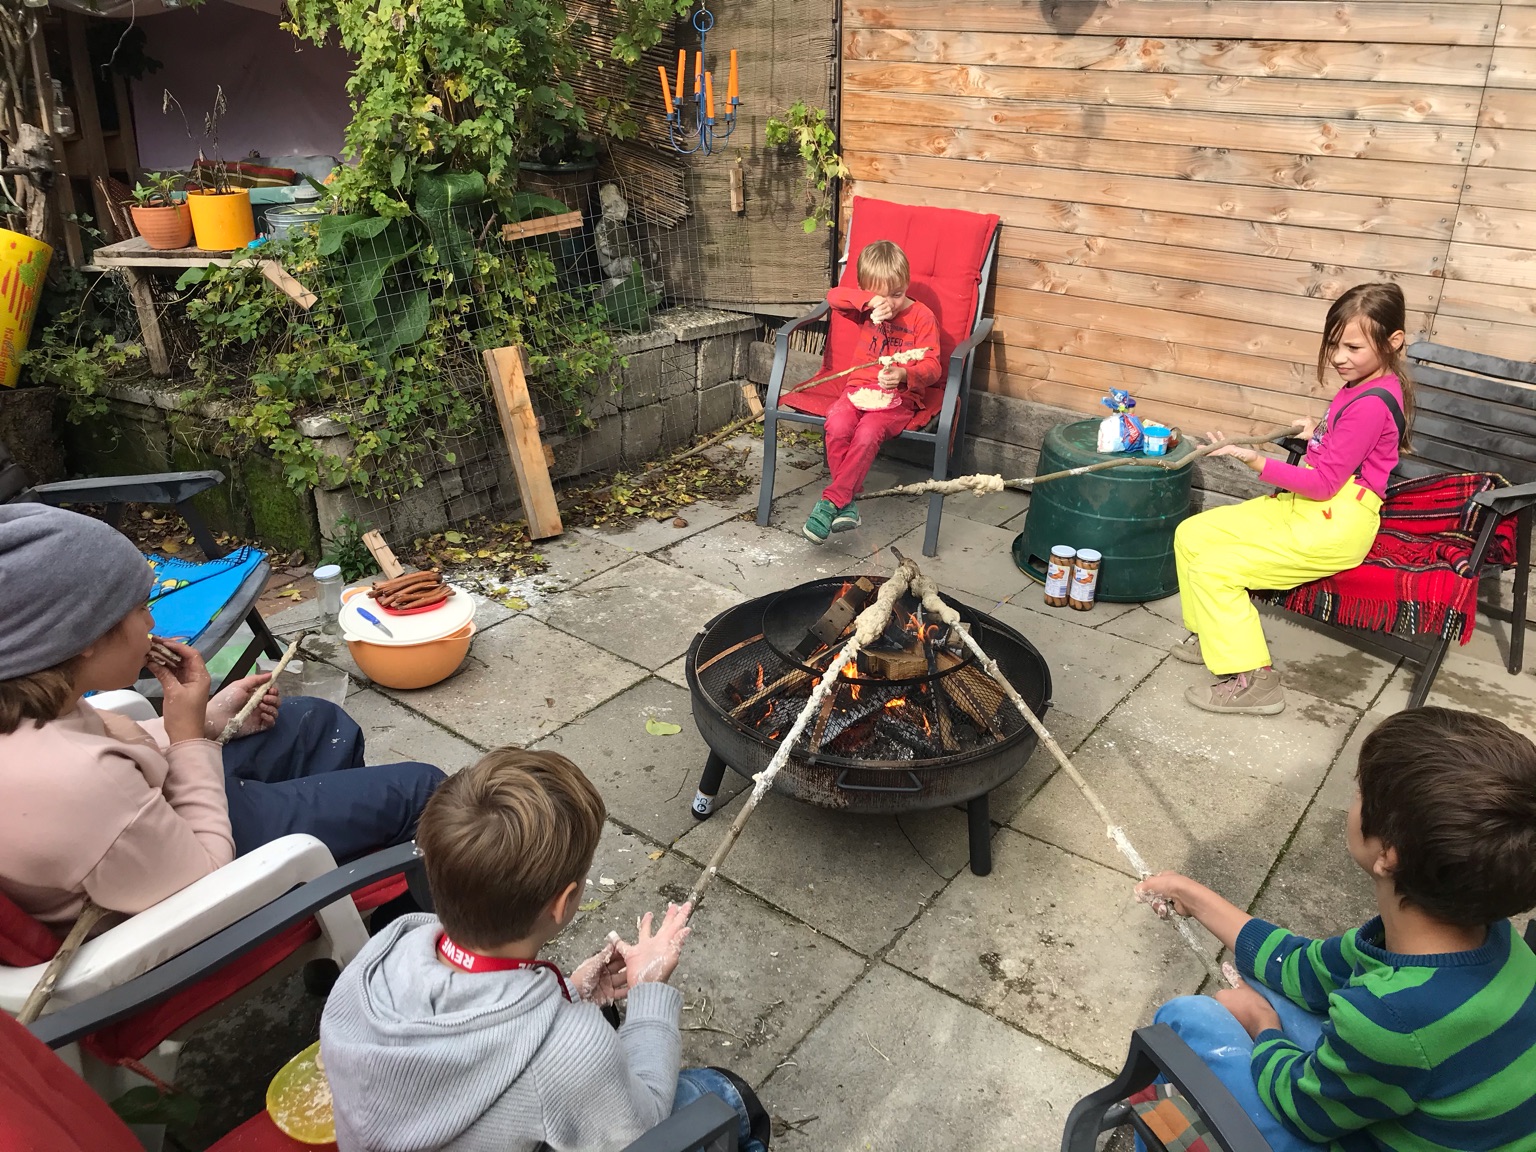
(63, 308), (760, 551)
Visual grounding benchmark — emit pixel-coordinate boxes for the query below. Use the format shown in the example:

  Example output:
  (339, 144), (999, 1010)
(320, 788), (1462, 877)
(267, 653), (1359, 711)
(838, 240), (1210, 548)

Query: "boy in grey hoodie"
(320, 748), (760, 1152)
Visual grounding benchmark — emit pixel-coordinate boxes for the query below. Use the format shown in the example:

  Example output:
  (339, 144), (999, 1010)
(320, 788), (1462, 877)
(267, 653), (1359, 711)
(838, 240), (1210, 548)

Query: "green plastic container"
(1012, 419), (1195, 602)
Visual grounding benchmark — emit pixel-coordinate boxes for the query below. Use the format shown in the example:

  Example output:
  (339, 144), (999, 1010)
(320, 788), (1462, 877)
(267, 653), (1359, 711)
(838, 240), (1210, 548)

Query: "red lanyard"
(437, 934), (573, 1001)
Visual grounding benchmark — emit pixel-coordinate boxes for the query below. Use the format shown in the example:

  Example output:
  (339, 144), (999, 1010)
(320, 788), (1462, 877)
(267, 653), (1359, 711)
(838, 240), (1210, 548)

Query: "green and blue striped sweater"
(1235, 916), (1536, 1152)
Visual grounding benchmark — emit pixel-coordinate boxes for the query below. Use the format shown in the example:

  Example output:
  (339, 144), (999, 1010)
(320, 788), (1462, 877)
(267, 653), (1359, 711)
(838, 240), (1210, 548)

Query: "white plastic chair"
(1, 691), (370, 1094)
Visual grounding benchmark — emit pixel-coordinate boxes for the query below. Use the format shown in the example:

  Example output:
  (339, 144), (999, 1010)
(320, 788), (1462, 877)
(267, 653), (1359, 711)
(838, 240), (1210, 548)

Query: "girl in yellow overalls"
(1172, 283), (1415, 715)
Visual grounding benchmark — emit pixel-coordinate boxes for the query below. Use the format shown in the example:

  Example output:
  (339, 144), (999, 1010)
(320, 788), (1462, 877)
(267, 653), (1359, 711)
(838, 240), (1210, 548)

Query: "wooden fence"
(839, 0), (1536, 435)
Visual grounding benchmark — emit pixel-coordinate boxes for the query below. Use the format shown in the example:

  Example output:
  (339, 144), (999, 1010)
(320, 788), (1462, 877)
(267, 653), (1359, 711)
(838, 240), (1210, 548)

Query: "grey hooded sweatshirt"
(320, 914), (683, 1152)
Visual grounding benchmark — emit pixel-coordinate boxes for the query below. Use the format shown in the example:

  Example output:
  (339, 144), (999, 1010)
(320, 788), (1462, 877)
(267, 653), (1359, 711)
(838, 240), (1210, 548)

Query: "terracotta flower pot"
(185, 188), (256, 251)
(128, 203), (193, 250)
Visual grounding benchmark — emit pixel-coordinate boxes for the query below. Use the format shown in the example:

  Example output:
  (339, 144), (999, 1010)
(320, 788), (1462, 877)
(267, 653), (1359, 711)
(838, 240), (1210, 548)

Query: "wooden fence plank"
(844, 29), (1492, 85)
(1470, 125), (1536, 165)
(994, 236), (1445, 314)
(838, 119), (1466, 203)
(842, 1), (1499, 45)
(1431, 313), (1536, 360)
(1489, 46), (1536, 86)
(1461, 165), (1536, 208)
(1436, 277), (1536, 325)
(842, 60), (1483, 125)
(483, 346), (563, 540)
(993, 257), (1436, 336)
(1477, 86), (1536, 126)
(845, 153), (1453, 241)
(1444, 239), (1536, 287)
(840, 90), (1476, 164)
(846, 178), (1452, 275)
(1450, 201), (1536, 244)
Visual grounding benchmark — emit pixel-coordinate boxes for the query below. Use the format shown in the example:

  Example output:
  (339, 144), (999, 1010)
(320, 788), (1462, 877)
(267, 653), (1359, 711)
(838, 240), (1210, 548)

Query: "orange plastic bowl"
(344, 621), (475, 689)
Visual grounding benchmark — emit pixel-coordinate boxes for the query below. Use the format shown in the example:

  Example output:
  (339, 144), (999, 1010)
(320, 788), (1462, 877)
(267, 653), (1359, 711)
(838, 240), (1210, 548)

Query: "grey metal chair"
(754, 197), (1000, 557)
(1, 436), (282, 692)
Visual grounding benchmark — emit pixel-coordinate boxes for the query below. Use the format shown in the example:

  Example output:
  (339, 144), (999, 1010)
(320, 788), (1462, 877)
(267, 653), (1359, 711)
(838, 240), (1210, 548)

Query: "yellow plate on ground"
(266, 1040), (335, 1144)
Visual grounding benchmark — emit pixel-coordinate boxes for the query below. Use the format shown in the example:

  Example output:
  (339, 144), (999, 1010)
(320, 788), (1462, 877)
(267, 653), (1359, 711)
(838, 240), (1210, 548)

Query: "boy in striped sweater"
(1136, 706), (1536, 1152)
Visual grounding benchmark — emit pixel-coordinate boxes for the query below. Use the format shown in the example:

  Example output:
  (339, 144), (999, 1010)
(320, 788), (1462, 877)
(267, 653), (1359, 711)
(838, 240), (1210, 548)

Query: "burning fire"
(884, 696), (907, 711)
(906, 612), (941, 642)
(839, 661), (862, 701)
(754, 662), (765, 691)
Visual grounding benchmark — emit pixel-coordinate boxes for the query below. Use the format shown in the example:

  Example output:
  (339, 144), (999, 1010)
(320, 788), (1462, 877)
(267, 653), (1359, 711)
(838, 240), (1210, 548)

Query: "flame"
(839, 661), (862, 700)
(754, 662), (765, 691)
(758, 703), (773, 727)
(835, 580), (853, 601)
(768, 729), (781, 741)
(921, 711), (933, 737)
(884, 696), (907, 711)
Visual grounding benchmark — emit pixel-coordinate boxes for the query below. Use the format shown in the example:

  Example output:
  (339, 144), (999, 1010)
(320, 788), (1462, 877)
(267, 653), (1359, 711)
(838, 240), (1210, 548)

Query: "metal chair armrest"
(947, 315), (995, 369)
(1061, 1024), (1271, 1152)
(1473, 481), (1536, 515)
(29, 842), (423, 1049)
(621, 1095), (740, 1152)
(1280, 437), (1307, 465)
(31, 470), (226, 507)
(766, 301), (832, 409)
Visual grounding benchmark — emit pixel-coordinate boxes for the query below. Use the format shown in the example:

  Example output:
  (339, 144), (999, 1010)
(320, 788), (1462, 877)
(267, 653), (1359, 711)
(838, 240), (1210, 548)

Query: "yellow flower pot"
(186, 188), (256, 251)
(0, 228), (52, 388)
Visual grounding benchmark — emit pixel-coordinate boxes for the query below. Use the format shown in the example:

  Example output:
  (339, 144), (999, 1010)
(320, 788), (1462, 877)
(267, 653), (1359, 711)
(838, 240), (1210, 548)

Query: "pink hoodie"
(0, 705), (233, 928)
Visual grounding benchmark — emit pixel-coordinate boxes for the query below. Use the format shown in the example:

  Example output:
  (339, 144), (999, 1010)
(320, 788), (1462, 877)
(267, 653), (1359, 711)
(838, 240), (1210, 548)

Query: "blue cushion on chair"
(146, 546), (268, 647)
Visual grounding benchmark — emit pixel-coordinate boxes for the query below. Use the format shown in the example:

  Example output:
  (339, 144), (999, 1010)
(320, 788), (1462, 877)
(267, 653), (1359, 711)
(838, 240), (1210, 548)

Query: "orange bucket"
(186, 188), (256, 250)
(0, 229), (52, 389)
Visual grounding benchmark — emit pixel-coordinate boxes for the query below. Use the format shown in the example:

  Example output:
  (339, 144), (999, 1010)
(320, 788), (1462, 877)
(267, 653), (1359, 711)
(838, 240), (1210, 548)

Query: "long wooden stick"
(897, 551), (1229, 986)
(16, 902), (111, 1024)
(857, 423), (1304, 501)
(218, 634), (303, 743)
(688, 555), (921, 905)
(22, 633), (310, 1024)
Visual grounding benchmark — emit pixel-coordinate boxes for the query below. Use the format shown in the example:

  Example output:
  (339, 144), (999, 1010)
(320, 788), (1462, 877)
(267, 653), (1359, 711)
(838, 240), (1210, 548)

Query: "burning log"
(797, 577), (876, 657)
(935, 656), (1005, 738)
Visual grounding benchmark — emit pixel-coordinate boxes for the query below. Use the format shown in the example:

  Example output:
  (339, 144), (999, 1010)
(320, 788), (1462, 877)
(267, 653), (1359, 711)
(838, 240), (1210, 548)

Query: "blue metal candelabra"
(663, 5), (739, 156)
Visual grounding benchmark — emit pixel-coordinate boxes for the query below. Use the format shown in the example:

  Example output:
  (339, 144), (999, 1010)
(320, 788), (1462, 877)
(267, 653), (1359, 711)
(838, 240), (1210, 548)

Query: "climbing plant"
(765, 102), (848, 233)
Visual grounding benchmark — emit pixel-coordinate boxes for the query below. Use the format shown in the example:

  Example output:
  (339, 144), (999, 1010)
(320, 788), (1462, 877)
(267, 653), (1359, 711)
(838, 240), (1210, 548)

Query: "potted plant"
(165, 87), (255, 251)
(124, 172), (192, 250)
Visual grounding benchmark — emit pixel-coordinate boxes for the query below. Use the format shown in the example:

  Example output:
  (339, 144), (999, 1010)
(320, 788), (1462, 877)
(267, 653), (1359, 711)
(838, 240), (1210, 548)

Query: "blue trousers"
(220, 697), (445, 863)
(673, 1068), (768, 1152)
(1137, 984), (1326, 1152)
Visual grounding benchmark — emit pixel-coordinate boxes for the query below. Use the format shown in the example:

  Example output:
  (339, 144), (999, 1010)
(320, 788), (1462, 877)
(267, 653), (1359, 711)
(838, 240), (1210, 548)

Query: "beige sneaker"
(1170, 635), (1204, 664)
(1185, 667), (1285, 715)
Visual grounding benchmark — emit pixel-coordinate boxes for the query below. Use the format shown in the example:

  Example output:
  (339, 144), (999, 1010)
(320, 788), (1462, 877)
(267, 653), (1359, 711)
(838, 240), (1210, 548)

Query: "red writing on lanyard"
(437, 933), (573, 1001)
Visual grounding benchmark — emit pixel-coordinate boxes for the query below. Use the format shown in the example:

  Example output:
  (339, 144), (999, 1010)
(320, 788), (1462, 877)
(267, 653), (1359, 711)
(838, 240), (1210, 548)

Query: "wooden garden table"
(87, 237), (314, 376)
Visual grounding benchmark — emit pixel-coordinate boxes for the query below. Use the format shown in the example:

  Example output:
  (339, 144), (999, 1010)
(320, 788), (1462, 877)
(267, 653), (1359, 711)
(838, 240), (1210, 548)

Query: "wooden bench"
(1258, 342), (1535, 709)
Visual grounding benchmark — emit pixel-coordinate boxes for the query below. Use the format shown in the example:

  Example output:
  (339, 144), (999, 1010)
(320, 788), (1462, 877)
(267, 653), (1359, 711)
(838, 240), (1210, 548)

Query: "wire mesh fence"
(142, 165), (752, 525)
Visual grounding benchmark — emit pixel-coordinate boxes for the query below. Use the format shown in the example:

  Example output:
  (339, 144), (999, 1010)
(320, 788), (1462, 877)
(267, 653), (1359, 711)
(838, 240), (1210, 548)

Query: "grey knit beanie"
(0, 503), (154, 681)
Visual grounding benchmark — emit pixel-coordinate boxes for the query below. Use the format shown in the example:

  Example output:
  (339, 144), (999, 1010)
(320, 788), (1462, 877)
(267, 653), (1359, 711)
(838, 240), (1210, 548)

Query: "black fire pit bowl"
(684, 576), (1053, 876)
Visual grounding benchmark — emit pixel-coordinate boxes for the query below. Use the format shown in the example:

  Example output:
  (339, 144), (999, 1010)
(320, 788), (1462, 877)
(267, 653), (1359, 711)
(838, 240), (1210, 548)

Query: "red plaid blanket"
(1254, 472), (1519, 644)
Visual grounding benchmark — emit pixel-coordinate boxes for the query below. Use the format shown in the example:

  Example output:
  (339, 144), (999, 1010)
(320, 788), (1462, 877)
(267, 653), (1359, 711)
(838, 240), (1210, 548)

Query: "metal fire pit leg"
(691, 752), (731, 820)
(967, 794), (992, 876)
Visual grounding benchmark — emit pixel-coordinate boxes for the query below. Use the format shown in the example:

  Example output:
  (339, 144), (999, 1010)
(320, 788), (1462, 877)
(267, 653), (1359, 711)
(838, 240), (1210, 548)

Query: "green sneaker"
(830, 501), (862, 532)
(803, 497), (837, 543)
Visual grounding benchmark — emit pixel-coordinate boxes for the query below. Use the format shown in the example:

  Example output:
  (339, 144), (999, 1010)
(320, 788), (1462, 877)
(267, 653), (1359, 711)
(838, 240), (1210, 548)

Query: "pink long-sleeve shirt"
(1259, 374), (1404, 501)
(826, 287), (943, 408)
(0, 705), (233, 928)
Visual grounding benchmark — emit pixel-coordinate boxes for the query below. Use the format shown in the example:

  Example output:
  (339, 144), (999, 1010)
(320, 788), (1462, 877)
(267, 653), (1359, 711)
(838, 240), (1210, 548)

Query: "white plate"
(340, 582), (475, 645)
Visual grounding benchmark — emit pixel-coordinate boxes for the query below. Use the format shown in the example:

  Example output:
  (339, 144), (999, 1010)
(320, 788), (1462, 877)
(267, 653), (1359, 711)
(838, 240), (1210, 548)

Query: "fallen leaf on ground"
(502, 596), (530, 611)
(645, 718), (682, 736)
(279, 589), (304, 601)
(578, 900), (602, 912)
(647, 850), (664, 860)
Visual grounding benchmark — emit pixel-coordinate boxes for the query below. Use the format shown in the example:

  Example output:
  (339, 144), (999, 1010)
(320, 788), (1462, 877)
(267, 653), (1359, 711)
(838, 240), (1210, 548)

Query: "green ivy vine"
(765, 101), (848, 233)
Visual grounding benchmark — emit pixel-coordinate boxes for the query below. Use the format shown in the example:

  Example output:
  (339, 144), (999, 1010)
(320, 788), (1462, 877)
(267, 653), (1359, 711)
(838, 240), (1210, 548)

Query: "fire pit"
(685, 576), (1053, 875)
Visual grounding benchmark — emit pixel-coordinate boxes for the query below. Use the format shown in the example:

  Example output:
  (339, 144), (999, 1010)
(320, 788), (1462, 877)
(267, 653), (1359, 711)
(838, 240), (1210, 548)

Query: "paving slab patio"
(186, 440), (1536, 1151)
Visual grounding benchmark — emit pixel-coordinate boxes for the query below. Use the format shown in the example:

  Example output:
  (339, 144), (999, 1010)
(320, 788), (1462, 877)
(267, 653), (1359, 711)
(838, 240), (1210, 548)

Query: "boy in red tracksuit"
(803, 240), (941, 543)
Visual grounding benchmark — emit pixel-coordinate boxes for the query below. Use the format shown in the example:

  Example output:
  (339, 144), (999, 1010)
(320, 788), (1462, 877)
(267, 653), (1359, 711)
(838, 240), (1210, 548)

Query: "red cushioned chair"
(14, 842), (741, 1152)
(754, 196), (1001, 556)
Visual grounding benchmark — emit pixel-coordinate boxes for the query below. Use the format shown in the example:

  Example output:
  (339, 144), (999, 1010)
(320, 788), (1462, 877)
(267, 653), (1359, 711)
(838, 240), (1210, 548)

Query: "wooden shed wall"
(839, 0), (1536, 436)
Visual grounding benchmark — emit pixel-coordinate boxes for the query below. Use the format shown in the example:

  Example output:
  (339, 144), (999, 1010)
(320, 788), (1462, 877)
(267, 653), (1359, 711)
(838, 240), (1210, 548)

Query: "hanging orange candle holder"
(656, 3), (740, 155)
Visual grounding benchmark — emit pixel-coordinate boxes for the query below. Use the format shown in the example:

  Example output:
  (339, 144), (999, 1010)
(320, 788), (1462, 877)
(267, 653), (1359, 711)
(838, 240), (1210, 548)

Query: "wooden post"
(483, 345), (563, 540)
(122, 268), (170, 376)
(65, 14), (113, 241)
(259, 260), (318, 309)
(729, 159), (745, 214)
(29, 27), (82, 266)
(361, 530), (405, 579)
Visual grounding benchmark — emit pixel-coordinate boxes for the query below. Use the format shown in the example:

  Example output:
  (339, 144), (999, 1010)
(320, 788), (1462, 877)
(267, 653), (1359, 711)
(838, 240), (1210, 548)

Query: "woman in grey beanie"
(0, 504), (445, 929)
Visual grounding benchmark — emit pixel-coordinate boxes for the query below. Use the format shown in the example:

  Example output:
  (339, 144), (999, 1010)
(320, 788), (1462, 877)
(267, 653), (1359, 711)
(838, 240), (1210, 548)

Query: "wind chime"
(657, 2), (740, 155)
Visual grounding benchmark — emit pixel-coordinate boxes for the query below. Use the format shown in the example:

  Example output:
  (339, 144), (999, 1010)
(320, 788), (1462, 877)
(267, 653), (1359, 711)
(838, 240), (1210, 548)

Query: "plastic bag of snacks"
(1096, 389), (1145, 453)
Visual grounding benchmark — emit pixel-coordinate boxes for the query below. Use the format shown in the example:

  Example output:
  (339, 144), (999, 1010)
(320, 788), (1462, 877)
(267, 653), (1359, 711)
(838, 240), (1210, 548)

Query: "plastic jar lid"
(1051, 545), (1077, 559)
(1077, 549), (1103, 563)
(313, 564), (342, 580)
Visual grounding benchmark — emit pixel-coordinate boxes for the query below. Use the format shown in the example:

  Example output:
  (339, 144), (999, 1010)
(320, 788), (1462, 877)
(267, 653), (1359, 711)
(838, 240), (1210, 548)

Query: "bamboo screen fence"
(838, 0), (1536, 435)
